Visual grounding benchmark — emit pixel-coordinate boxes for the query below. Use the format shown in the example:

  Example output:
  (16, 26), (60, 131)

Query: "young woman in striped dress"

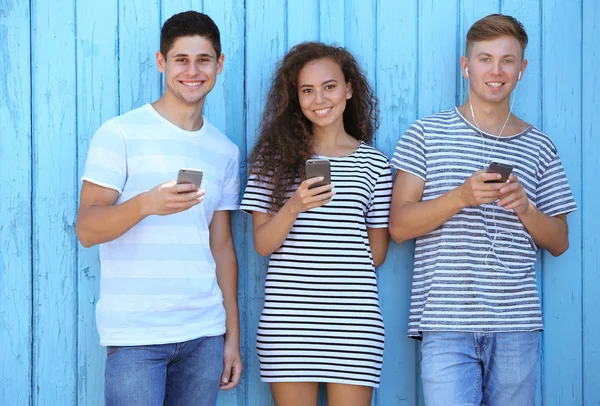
(240, 42), (392, 406)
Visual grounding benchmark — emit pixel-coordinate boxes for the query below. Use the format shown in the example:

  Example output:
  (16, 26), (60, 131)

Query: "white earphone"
(518, 71), (522, 81)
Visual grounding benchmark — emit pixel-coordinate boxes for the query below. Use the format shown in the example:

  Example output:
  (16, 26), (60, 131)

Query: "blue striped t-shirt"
(391, 108), (577, 338)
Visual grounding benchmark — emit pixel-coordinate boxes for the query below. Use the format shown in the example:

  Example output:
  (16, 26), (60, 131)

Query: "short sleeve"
(366, 164), (393, 228)
(536, 145), (577, 216)
(215, 149), (241, 211)
(239, 171), (274, 214)
(390, 120), (426, 180)
(81, 120), (127, 193)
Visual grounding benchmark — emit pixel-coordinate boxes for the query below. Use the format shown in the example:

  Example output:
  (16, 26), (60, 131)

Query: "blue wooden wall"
(1, 0), (598, 405)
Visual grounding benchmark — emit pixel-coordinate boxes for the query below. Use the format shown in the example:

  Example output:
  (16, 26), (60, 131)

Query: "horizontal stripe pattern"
(241, 143), (392, 387)
(82, 104), (240, 346)
(391, 108), (577, 338)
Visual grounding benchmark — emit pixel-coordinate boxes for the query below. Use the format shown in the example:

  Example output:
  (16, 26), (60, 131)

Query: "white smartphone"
(177, 168), (204, 190)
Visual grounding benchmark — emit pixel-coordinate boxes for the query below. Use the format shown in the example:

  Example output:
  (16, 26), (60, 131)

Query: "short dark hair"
(466, 14), (528, 58)
(160, 11), (221, 57)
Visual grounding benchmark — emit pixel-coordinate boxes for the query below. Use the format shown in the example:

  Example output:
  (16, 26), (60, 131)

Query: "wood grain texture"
(0, 1), (596, 405)
(75, 0), (119, 403)
(540, 0), (583, 405)
(31, 0), (78, 403)
(582, 0), (600, 403)
(0, 1), (32, 404)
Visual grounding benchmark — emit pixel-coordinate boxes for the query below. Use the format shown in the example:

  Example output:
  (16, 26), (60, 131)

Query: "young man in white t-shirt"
(76, 11), (242, 406)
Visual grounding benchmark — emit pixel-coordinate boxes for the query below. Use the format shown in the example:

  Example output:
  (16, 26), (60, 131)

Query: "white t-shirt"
(82, 104), (240, 346)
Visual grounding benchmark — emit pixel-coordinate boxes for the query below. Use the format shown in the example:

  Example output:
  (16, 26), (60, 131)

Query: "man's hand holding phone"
(497, 174), (532, 215)
(142, 177), (205, 216)
(457, 170), (506, 208)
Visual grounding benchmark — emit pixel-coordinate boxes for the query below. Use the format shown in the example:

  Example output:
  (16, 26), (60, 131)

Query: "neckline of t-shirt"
(314, 141), (365, 159)
(453, 107), (532, 140)
(145, 103), (208, 136)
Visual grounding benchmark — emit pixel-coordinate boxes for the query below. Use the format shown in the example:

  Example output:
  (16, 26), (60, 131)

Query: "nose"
(186, 62), (198, 76)
(315, 88), (326, 104)
(490, 61), (502, 75)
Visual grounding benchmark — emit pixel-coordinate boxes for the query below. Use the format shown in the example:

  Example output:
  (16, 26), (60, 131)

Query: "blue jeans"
(105, 335), (224, 406)
(420, 331), (539, 406)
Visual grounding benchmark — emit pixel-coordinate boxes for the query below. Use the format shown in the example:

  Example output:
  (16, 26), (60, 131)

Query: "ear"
(345, 81), (353, 99)
(460, 56), (469, 79)
(156, 51), (166, 73)
(216, 53), (225, 75)
(518, 59), (528, 81)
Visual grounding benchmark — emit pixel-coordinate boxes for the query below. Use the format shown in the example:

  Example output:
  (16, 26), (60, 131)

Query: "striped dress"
(240, 142), (393, 387)
(391, 108), (577, 338)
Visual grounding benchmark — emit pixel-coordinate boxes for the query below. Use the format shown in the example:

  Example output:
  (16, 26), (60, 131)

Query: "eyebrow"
(299, 79), (338, 88)
(172, 53), (215, 59)
(476, 52), (517, 58)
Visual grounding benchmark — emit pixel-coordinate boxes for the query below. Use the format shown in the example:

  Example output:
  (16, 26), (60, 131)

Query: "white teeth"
(182, 81), (202, 87)
(487, 82), (502, 88)
(314, 108), (332, 115)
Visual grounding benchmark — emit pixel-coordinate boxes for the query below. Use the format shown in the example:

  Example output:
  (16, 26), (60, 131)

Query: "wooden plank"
(582, 0), (600, 403)
(161, 0), (200, 22)
(31, 0), (78, 403)
(417, 0), (458, 117)
(344, 0), (376, 98)
(319, 0), (344, 45)
(245, 0), (285, 404)
(287, 0), (319, 49)
(119, 0), (161, 113)
(202, 1), (247, 404)
(375, 0), (419, 402)
(497, 3), (544, 403)
(0, 1), (33, 404)
(457, 0), (501, 104)
(75, 0), (119, 404)
(540, 0), (583, 404)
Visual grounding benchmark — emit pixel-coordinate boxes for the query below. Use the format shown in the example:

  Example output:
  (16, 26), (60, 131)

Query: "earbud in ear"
(518, 71), (522, 81)
(465, 68), (469, 78)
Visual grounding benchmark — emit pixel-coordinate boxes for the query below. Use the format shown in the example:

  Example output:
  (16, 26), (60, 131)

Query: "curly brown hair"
(248, 41), (379, 212)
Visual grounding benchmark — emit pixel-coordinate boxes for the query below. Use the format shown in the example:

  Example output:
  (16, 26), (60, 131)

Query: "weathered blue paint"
(0, 1), (598, 405)
(0, 1), (32, 405)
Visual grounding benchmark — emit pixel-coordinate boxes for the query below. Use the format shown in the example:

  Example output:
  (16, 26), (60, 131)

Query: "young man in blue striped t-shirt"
(76, 11), (242, 406)
(390, 14), (576, 406)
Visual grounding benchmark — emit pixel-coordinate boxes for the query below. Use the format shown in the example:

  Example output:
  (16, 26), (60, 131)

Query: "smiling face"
(462, 35), (527, 107)
(297, 58), (353, 130)
(156, 35), (224, 106)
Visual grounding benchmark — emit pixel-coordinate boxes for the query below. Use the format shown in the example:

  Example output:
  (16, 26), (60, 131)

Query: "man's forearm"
(390, 187), (465, 243)
(518, 204), (569, 256)
(76, 193), (149, 247)
(214, 248), (240, 342)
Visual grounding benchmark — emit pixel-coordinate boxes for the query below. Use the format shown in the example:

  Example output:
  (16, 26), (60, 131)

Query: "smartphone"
(305, 158), (331, 189)
(177, 168), (204, 190)
(484, 162), (513, 183)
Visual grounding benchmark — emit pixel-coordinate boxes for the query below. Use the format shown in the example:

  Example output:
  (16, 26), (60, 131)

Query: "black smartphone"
(305, 158), (331, 189)
(484, 162), (513, 183)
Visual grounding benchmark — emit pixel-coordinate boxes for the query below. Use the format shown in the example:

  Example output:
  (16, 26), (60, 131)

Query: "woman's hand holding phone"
(284, 177), (335, 215)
